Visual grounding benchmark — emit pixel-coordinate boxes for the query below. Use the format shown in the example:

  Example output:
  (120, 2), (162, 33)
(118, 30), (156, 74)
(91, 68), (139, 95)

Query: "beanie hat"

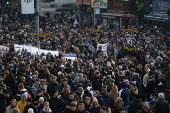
(92, 97), (98, 103)
(18, 83), (24, 89)
(39, 97), (44, 101)
(26, 98), (32, 103)
(22, 93), (27, 99)
(143, 104), (149, 109)
(78, 87), (83, 92)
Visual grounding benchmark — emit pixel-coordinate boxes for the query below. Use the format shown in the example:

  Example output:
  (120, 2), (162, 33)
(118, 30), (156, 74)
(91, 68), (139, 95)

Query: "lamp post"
(93, 0), (96, 26)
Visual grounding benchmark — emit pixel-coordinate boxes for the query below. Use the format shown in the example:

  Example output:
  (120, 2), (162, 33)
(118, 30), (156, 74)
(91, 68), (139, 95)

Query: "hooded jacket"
(119, 82), (130, 106)
(129, 97), (143, 113)
(102, 93), (114, 108)
(17, 100), (27, 113)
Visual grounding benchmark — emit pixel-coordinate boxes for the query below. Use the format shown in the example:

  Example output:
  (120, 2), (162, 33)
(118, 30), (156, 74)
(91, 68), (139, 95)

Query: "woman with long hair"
(60, 85), (70, 101)
(110, 85), (119, 102)
(113, 97), (124, 113)
(6, 99), (20, 113)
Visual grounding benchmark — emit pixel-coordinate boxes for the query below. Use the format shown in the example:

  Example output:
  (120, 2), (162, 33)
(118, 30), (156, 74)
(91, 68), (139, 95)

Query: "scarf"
(3, 73), (9, 81)
(43, 108), (52, 113)
(127, 62), (132, 68)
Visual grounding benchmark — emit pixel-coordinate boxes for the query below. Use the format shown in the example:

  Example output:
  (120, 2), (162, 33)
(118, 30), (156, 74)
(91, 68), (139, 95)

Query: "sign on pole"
(95, 2), (100, 14)
(21, 0), (34, 14)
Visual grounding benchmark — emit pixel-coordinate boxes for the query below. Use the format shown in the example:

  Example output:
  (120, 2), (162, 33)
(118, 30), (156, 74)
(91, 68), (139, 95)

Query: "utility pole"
(93, 0), (96, 26)
(36, 0), (40, 48)
(81, 0), (83, 27)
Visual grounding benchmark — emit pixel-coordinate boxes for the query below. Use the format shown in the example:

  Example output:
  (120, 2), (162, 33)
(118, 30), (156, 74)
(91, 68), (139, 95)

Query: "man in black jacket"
(129, 94), (143, 113)
(3, 68), (16, 95)
(0, 85), (10, 113)
(47, 76), (59, 97)
(49, 90), (62, 113)
(84, 97), (93, 113)
(23, 98), (38, 113)
(154, 93), (169, 113)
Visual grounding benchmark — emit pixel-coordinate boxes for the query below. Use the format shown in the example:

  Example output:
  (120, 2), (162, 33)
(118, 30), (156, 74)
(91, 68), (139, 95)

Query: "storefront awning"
(144, 13), (170, 22)
(102, 12), (126, 17)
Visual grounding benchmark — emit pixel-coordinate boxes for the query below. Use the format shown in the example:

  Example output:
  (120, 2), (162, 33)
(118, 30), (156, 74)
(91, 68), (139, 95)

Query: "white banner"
(21, 0), (34, 14)
(14, 44), (59, 57)
(97, 43), (108, 55)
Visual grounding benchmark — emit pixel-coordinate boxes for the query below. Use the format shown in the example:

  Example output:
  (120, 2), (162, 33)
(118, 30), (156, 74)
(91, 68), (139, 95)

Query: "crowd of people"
(0, 3), (170, 113)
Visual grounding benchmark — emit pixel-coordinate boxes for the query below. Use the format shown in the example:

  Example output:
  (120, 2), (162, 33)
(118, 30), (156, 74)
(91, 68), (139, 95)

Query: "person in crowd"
(47, 76), (59, 98)
(32, 78), (43, 98)
(48, 90), (62, 113)
(84, 97), (93, 113)
(109, 85), (119, 102)
(101, 85), (114, 109)
(23, 98), (38, 113)
(105, 75), (115, 92)
(113, 97), (124, 113)
(92, 97), (100, 113)
(74, 87), (83, 102)
(119, 81), (130, 113)
(60, 84), (70, 101)
(129, 94), (143, 113)
(40, 102), (52, 113)
(137, 104), (152, 113)
(37, 97), (44, 113)
(6, 99), (20, 113)
(154, 93), (169, 113)
(77, 103), (89, 113)
(0, 85), (10, 113)
(93, 90), (105, 107)
(58, 78), (68, 93)
(61, 102), (71, 113)
(17, 93), (27, 113)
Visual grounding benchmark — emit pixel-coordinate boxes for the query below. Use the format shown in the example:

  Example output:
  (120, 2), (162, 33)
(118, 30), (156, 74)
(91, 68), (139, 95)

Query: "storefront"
(102, 0), (136, 29)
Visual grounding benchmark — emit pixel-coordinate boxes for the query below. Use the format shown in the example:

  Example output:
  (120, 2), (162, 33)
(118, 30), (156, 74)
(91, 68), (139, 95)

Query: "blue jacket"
(120, 82), (130, 106)
(68, 78), (76, 92)
(96, 95), (105, 107)
(57, 83), (64, 93)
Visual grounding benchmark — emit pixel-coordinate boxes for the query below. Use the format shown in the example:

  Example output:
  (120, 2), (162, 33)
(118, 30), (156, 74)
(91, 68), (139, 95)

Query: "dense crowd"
(0, 3), (170, 113)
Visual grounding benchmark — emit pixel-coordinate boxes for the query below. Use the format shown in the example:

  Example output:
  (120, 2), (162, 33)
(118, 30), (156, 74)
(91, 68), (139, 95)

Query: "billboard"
(91, 0), (107, 9)
(152, 0), (170, 12)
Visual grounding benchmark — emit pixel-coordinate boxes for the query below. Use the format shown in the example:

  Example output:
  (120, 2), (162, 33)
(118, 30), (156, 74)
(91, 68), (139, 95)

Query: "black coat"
(102, 93), (114, 109)
(76, 110), (89, 113)
(129, 98), (143, 113)
(47, 82), (59, 97)
(49, 97), (62, 113)
(92, 77), (102, 92)
(84, 103), (93, 113)
(0, 93), (10, 112)
(154, 99), (169, 113)
(137, 109), (153, 113)
(4, 72), (16, 95)
(96, 95), (105, 107)
(92, 106), (100, 113)
(23, 104), (38, 113)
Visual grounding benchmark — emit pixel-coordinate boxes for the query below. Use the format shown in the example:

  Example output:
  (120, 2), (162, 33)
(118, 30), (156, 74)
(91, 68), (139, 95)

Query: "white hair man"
(153, 93), (169, 113)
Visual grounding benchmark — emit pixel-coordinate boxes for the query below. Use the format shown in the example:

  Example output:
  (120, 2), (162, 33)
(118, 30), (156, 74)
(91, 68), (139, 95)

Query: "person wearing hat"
(92, 97), (100, 113)
(129, 94), (143, 113)
(37, 97), (44, 112)
(17, 70), (30, 84)
(48, 90), (62, 113)
(57, 78), (68, 93)
(23, 98), (38, 113)
(40, 87), (50, 100)
(17, 93), (27, 113)
(29, 75), (36, 87)
(3, 68), (16, 95)
(153, 93), (169, 113)
(137, 104), (152, 113)
(74, 87), (83, 102)
(105, 75), (115, 92)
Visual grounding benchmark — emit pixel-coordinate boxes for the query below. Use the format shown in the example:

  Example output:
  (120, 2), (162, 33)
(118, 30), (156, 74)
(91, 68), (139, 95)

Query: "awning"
(144, 13), (170, 22)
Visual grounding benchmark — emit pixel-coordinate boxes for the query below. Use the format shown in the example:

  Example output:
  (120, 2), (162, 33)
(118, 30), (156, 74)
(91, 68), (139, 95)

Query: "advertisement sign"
(63, 54), (77, 61)
(77, 0), (90, 2)
(21, 0), (34, 14)
(91, 0), (107, 9)
(87, 6), (92, 12)
(109, 0), (129, 11)
(152, 0), (170, 12)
